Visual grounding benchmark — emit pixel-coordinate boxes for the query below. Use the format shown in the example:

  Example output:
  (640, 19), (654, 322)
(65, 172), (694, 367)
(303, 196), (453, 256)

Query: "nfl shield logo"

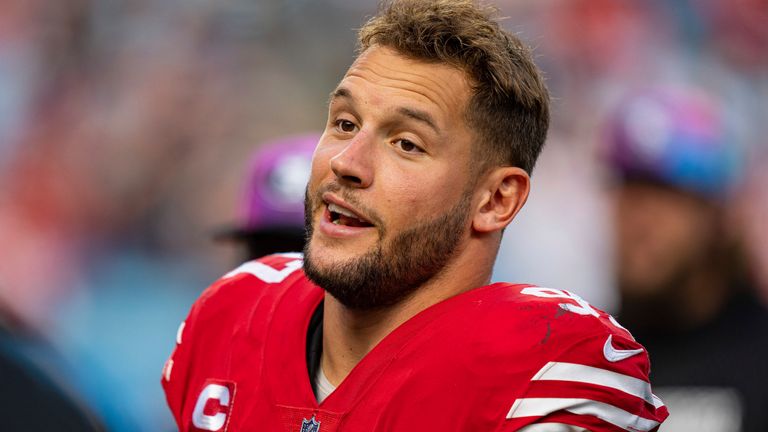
(300, 415), (320, 432)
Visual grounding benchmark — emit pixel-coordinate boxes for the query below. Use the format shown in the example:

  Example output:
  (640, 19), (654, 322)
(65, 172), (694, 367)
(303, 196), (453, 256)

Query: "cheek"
(308, 162), (325, 188)
(308, 146), (336, 186)
(380, 166), (466, 222)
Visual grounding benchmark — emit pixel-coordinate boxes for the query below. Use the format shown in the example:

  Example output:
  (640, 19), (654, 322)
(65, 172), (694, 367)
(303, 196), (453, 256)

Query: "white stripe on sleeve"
(517, 423), (589, 432)
(507, 397), (660, 432)
(532, 362), (664, 408)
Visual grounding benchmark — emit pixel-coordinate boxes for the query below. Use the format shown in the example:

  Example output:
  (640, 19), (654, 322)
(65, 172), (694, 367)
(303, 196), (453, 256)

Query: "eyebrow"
(329, 87), (352, 103)
(396, 107), (439, 134)
(330, 87), (440, 134)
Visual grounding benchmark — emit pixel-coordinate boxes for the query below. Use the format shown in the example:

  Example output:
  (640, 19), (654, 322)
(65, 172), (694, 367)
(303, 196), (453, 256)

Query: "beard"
(303, 183), (472, 310)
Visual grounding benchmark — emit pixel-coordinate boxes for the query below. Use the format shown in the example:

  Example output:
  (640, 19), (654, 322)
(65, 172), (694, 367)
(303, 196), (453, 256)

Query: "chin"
(312, 241), (369, 268)
(305, 241), (333, 270)
(305, 236), (349, 268)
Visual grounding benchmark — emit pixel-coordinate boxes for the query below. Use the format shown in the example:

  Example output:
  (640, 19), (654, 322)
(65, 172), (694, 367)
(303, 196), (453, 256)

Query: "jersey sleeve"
(160, 253), (306, 429)
(499, 289), (669, 431)
(160, 274), (223, 429)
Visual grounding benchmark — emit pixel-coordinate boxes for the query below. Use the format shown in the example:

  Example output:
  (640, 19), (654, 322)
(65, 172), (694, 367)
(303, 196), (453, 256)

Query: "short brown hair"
(359, 0), (549, 174)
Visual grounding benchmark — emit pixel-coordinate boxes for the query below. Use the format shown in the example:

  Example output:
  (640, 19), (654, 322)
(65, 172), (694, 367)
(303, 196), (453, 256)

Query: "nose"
(329, 132), (374, 188)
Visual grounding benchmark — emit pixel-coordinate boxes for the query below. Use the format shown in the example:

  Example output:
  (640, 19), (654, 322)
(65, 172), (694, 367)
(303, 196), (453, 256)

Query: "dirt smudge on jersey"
(539, 321), (552, 345)
(554, 306), (569, 318)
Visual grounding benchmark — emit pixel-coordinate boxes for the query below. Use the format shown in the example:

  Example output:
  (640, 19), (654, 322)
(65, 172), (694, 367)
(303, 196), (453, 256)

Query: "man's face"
(615, 182), (718, 299)
(303, 46), (477, 309)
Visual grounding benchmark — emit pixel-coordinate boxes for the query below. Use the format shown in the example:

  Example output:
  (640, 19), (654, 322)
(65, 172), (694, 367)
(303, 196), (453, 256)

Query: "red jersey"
(162, 254), (668, 431)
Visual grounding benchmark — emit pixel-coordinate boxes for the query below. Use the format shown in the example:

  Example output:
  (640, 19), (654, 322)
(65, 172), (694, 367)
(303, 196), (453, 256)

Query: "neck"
(320, 239), (495, 386)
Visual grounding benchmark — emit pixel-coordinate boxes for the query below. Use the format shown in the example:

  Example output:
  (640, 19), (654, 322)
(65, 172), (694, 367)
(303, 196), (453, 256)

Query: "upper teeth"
(328, 203), (358, 219)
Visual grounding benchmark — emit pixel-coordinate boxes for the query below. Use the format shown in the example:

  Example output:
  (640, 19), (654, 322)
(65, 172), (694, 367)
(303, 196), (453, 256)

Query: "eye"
(395, 139), (424, 154)
(335, 119), (357, 133)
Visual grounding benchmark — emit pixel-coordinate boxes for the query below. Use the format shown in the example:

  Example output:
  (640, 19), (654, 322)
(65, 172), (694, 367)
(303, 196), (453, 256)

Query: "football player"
(162, 1), (669, 430)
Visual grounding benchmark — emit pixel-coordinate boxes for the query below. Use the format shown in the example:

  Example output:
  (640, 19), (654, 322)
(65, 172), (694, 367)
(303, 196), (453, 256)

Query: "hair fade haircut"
(359, 0), (550, 174)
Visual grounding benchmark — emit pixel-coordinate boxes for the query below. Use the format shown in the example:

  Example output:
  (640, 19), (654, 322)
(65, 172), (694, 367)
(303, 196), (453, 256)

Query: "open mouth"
(327, 203), (374, 228)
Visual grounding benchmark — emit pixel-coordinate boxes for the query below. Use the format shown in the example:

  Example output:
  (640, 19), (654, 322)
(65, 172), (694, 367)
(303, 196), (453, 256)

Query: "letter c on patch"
(192, 382), (234, 431)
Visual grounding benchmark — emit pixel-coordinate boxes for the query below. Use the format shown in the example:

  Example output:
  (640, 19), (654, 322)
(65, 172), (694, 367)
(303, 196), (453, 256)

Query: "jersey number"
(224, 253), (304, 284)
(521, 287), (630, 334)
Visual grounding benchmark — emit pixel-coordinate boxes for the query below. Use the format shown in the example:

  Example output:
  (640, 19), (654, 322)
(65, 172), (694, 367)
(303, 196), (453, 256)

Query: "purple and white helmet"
(239, 133), (318, 231)
(219, 133), (318, 243)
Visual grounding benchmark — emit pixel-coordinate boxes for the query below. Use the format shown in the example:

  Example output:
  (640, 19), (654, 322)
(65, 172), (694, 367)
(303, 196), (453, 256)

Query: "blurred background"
(0, 0), (765, 430)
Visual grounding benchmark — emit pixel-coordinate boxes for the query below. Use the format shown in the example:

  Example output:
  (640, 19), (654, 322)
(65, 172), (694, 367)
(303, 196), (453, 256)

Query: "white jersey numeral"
(521, 287), (599, 317)
(223, 254), (303, 283)
(521, 287), (630, 336)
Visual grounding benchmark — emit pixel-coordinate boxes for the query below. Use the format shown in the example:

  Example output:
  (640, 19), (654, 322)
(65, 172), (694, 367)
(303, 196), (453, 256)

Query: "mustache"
(310, 182), (385, 229)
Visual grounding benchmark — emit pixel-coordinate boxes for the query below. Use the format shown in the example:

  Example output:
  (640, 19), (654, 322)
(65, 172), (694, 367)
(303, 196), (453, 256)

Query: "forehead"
(337, 46), (472, 129)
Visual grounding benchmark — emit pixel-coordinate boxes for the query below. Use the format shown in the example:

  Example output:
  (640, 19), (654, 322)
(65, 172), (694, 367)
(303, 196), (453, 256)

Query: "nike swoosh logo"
(603, 334), (644, 362)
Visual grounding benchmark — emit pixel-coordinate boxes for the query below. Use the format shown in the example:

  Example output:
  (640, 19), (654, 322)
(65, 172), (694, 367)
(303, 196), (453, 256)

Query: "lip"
(318, 193), (376, 238)
(323, 193), (372, 223)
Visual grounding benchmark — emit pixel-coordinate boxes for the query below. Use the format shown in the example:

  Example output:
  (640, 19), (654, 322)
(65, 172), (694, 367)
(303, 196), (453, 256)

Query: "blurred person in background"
(215, 134), (318, 262)
(603, 86), (768, 432)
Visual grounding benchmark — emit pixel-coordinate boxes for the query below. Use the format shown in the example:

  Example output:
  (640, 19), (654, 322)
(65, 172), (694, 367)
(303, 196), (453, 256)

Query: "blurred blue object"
(52, 250), (208, 432)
